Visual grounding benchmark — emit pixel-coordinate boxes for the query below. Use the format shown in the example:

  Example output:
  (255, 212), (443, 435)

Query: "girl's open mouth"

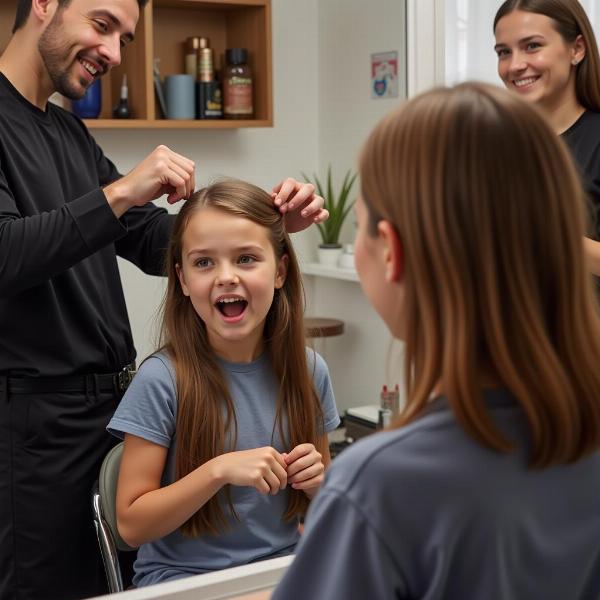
(215, 297), (248, 320)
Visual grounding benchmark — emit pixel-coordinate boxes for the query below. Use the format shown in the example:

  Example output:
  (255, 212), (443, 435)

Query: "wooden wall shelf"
(0, 0), (273, 130)
(82, 119), (272, 129)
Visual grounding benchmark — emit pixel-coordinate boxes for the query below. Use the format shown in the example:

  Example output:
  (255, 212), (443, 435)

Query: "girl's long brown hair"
(494, 0), (600, 111)
(159, 180), (323, 536)
(359, 82), (600, 467)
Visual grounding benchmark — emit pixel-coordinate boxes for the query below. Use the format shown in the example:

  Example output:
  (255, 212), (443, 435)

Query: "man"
(0, 1), (327, 598)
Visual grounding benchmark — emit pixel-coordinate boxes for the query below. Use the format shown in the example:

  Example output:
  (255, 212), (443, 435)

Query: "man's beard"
(38, 9), (89, 100)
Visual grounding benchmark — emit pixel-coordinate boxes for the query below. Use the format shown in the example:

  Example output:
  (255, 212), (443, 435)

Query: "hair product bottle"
(223, 48), (253, 119)
(72, 78), (102, 119)
(184, 36), (199, 77)
(197, 37), (210, 80)
(196, 39), (223, 119)
(112, 74), (130, 118)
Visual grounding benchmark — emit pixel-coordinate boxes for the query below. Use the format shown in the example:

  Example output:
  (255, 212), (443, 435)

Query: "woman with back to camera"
(494, 0), (600, 274)
(271, 82), (600, 599)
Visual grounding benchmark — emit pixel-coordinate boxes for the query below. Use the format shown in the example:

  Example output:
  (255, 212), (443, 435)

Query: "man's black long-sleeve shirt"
(0, 73), (174, 377)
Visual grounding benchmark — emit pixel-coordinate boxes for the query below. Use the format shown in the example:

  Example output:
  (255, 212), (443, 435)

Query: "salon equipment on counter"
(344, 404), (379, 440)
(328, 425), (353, 459)
(380, 384), (400, 416)
(329, 436), (353, 459)
(344, 384), (401, 441)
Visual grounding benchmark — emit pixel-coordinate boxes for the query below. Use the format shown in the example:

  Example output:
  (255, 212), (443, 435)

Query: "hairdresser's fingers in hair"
(179, 155), (196, 198)
(170, 150), (196, 184)
(283, 182), (315, 212)
(189, 168), (196, 197)
(271, 177), (300, 207)
(270, 180), (287, 195)
(312, 208), (329, 223)
(165, 173), (190, 205)
(167, 158), (195, 199)
(292, 188), (323, 215)
(160, 148), (194, 203)
(168, 148), (195, 170)
(104, 145), (196, 216)
(165, 162), (192, 202)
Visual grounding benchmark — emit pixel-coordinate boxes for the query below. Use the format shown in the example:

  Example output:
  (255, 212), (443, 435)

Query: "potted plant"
(302, 166), (358, 267)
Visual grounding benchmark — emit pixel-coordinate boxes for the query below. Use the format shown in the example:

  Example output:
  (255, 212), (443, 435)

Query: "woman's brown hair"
(359, 82), (600, 467)
(494, 0), (600, 111)
(159, 179), (323, 536)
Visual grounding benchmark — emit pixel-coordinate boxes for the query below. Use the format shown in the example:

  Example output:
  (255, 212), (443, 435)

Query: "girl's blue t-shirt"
(107, 349), (340, 586)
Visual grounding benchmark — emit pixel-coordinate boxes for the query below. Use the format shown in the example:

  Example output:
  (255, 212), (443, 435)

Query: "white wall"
(317, 1), (407, 189)
(96, 0), (409, 414)
(308, 0), (408, 412)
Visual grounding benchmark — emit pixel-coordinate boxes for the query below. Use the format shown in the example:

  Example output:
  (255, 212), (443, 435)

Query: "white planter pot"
(338, 251), (355, 269)
(317, 245), (343, 267)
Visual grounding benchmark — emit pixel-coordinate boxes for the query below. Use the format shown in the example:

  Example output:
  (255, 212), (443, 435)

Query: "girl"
(493, 0), (600, 274)
(107, 180), (340, 586)
(272, 83), (600, 599)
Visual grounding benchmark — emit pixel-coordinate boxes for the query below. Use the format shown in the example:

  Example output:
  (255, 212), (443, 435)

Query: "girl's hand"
(213, 447), (288, 495)
(271, 178), (329, 233)
(284, 443), (325, 497)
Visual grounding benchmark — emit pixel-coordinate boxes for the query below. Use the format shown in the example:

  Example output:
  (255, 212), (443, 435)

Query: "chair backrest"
(99, 441), (136, 552)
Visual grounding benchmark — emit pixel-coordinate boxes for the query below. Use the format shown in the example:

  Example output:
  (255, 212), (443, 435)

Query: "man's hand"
(104, 145), (195, 217)
(272, 178), (329, 233)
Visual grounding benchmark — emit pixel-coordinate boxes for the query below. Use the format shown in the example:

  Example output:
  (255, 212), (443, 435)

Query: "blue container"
(72, 79), (102, 119)
(165, 74), (195, 120)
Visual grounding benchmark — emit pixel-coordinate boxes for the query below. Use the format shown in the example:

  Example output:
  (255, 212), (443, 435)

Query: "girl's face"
(177, 207), (287, 363)
(354, 196), (404, 338)
(494, 10), (583, 111)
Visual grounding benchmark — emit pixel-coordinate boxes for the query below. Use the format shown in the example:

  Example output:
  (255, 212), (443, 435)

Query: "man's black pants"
(0, 384), (134, 600)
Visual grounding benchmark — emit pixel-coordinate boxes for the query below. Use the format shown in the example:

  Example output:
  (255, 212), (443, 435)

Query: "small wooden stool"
(304, 317), (345, 339)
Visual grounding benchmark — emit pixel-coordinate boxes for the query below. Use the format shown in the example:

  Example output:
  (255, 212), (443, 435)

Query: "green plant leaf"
(300, 165), (357, 244)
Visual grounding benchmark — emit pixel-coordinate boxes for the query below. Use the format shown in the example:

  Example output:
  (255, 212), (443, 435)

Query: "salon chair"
(92, 441), (136, 594)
